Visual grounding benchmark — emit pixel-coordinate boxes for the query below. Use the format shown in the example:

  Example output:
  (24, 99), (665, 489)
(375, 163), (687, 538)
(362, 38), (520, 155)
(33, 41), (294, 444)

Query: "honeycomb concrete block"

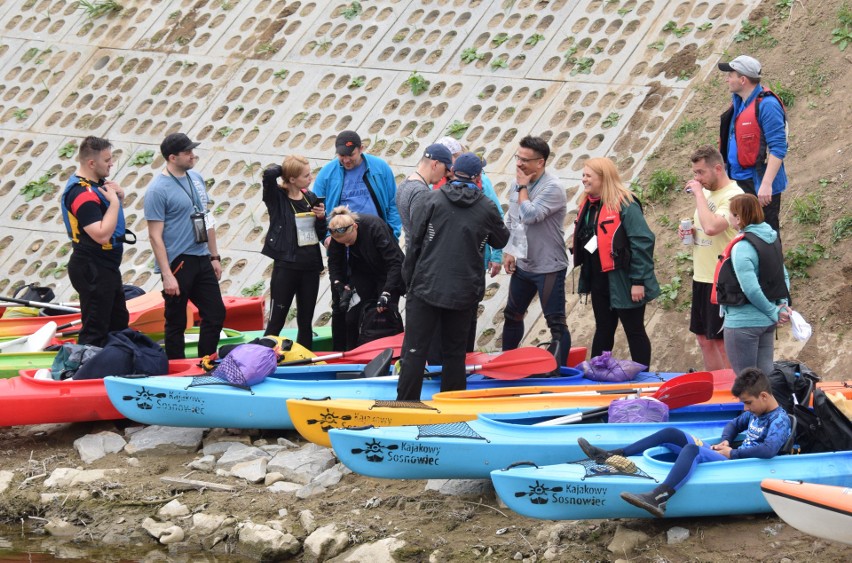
(0, 41), (97, 132)
(107, 54), (243, 145)
(0, 0), (87, 41)
(288, 0), (413, 67)
(134, 0), (251, 55)
(365, 0), (494, 72)
(61, 0), (173, 50)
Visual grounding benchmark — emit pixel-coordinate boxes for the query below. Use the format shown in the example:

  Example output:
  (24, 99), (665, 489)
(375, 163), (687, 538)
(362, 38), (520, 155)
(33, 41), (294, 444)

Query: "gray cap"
(718, 55), (761, 79)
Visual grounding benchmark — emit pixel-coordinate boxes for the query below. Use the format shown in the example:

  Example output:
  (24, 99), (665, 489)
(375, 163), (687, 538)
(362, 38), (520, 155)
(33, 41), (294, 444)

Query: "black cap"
(161, 133), (200, 159)
(335, 130), (362, 156)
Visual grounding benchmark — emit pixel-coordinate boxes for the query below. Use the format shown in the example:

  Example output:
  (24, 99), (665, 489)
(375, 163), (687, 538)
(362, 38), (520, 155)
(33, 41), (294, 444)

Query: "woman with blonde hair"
(327, 206), (405, 349)
(572, 157), (659, 367)
(261, 155), (326, 349)
(718, 193), (790, 376)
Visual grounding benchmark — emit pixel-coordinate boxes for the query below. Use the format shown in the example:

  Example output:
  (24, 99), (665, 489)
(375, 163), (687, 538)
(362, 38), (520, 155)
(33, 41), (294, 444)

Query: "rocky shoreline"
(1, 422), (849, 562)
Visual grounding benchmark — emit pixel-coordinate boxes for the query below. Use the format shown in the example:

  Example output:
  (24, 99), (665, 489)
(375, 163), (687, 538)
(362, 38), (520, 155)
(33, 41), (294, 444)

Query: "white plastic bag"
(504, 224), (527, 260)
(790, 310), (812, 342)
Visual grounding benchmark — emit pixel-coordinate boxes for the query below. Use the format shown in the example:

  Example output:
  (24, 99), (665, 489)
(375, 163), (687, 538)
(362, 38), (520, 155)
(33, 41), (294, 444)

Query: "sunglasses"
(330, 225), (353, 236)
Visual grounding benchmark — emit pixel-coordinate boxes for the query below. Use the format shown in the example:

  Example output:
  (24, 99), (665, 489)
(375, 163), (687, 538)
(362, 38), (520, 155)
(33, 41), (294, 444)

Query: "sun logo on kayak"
(514, 480), (563, 505)
(306, 409), (352, 432)
(351, 439), (398, 462)
(121, 386), (166, 411)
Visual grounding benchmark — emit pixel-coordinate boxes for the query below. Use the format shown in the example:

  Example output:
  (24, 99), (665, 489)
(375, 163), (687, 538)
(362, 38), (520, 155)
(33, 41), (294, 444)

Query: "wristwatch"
(516, 184), (527, 192)
(210, 255), (221, 262)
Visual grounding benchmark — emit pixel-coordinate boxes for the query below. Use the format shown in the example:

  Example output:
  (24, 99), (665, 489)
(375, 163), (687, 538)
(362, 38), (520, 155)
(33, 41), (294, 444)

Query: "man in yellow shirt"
(679, 146), (744, 370)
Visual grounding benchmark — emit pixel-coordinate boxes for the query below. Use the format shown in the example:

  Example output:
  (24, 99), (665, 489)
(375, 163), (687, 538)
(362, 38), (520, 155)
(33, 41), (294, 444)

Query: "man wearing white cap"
(718, 55), (787, 235)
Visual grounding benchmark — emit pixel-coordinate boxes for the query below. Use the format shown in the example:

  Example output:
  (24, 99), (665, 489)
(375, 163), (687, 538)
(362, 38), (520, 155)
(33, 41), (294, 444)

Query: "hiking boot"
(577, 437), (618, 464)
(620, 485), (675, 518)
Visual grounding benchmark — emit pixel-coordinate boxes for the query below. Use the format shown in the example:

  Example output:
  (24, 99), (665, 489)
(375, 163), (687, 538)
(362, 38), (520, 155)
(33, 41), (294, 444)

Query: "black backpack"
(357, 301), (404, 346)
(791, 389), (852, 453)
(769, 361), (820, 414)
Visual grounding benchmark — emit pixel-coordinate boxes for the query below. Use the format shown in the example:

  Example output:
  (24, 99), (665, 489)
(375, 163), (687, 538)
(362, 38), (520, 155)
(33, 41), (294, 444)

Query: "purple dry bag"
(209, 343), (277, 387)
(608, 397), (670, 423)
(577, 351), (647, 382)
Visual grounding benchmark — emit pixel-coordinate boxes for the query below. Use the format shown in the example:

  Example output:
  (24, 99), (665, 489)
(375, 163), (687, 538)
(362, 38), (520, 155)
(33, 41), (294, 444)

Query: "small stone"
(188, 455), (215, 472)
(667, 526), (690, 545)
(158, 499), (190, 518)
(159, 525), (185, 545)
(607, 524), (649, 555)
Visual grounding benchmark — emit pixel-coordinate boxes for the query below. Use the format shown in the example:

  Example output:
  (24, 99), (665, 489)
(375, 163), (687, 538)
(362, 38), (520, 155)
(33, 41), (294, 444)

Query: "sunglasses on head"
(330, 225), (353, 235)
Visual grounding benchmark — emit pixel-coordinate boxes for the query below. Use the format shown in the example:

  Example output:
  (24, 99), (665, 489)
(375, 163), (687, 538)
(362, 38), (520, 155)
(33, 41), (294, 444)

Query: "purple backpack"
(578, 351), (647, 382)
(608, 397), (670, 423)
(209, 344), (277, 387)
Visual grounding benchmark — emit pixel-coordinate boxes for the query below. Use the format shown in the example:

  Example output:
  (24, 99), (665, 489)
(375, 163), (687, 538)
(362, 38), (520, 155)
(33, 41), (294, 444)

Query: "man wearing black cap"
(718, 55), (787, 234)
(397, 153), (509, 400)
(144, 133), (226, 359)
(396, 143), (452, 242)
(314, 129), (401, 350)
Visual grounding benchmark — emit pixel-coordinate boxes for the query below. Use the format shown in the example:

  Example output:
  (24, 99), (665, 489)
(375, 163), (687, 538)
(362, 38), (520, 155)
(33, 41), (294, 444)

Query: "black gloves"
(377, 292), (390, 309)
(337, 286), (355, 313)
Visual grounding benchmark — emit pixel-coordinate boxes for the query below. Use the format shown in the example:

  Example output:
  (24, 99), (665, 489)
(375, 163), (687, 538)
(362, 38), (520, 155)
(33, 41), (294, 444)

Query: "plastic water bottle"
(680, 219), (693, 245)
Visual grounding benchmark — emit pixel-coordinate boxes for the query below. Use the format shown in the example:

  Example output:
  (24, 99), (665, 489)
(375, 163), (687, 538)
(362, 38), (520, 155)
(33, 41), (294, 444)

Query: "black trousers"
(163, 254), (225, 359)
(590, 271), (652, 368)
(265, 262), (320, 350)
(68, 253), (128, 347)
(736, 178), (781, 235)
(397, 295), (473, 401)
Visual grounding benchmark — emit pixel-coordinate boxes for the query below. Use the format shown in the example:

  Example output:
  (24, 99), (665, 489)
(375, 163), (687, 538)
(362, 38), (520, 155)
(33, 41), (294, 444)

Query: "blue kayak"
(491, 448), (852, 520)
(328, 405), (742, 480)
(105, 365), (594, 429)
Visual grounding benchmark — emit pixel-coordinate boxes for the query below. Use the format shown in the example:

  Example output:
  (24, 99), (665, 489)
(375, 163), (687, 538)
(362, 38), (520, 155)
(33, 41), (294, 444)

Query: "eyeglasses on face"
(514, 153), (543, 164)
(330, 225), (353, 236)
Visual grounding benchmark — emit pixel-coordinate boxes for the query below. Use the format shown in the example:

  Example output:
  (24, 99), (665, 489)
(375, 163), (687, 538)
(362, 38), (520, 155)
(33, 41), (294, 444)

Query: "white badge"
(584, 235), (598, 254)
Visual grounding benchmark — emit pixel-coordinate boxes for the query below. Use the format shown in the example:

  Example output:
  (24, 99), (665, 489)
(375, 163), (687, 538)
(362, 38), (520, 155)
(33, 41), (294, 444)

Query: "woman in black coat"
(326, 206), (405, 350)
(261, 155), (326, 349)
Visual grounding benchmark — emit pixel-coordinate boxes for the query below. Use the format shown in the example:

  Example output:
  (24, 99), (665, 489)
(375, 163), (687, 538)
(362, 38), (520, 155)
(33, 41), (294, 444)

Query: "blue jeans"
(501, 267), (571, 365)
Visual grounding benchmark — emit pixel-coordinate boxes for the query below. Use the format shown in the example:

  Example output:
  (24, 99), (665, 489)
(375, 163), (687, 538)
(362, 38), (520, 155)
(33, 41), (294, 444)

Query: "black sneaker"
(577, 437), (613, 464)
(620, 487), (674, 518)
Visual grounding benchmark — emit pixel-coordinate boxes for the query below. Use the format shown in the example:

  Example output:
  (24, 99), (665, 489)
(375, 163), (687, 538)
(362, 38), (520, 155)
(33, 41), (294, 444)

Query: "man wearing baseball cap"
(718, 55), (788, 235)
(144, 132), (225, 359)
(313, 129), (401, 349)
(396, 143), (452, 241)
(397, 152), (509, 400)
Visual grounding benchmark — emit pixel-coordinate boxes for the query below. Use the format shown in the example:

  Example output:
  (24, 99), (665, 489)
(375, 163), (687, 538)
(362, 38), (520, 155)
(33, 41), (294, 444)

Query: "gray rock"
(259, 445), (289, 455)
(0, 470), (13, 494)
(424, 479), (493, 496)
(230, 458), (269, 483)
(296, 481), (328, 499)
(237, 522), (301, 560)
(158, 499), (190, 518)
(159, 525), (185, 545)
(303, 524), (349, 562)
(142, 517), (173, 539)
(267, 443), (335, 485)
(43, 468), (125, 488)
(268, 481), (301, 494)
(277, 436), (299, 448)
(329, 537), (406, 562)
(607, 525), (650, 555)
(299, 510), (316, 534)
(216, 446), (270, 471)
(191, 513), (227, 536)
(124, 426), (205, 456)
(542, 546), (561, 560)
(188, 454), (216, 472)
(313, 464), (350, 489)
(203, 440), (250, 457)
(44, 519), (82, 538)
(73, 431), (126, 464)
(667, 526), (690, 545)
(40, 491), (90, 503)
(265, 472), (285, 486)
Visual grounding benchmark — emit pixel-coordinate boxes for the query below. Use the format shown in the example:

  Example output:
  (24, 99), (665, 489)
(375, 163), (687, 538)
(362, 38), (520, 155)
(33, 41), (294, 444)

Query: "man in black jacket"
(397, 154), (510, 400)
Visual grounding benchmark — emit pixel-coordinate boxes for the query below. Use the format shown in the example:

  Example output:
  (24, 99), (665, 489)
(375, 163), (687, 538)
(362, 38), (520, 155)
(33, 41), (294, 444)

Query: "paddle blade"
(476, 347), (557, 380)
(324, 333), (405, 364)
(652, 371), (715, 410)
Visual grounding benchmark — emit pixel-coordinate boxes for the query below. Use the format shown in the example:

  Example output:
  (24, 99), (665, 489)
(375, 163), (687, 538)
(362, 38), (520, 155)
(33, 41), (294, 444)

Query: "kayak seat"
(781, 413), (798, 455)
(362, 348), (394, 379)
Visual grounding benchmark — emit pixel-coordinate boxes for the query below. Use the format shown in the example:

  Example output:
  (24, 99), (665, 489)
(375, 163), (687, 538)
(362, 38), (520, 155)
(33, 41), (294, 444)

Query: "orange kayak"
(761, 479), (852, 545)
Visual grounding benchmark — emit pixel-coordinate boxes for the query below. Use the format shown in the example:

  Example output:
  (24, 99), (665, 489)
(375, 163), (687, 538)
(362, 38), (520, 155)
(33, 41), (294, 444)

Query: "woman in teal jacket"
(573, 158), (660, 368)
(722, 194), (790, 376)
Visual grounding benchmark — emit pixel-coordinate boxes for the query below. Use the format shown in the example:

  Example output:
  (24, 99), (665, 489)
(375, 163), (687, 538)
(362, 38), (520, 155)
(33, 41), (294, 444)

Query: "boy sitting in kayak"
(577, 367), (790, 517)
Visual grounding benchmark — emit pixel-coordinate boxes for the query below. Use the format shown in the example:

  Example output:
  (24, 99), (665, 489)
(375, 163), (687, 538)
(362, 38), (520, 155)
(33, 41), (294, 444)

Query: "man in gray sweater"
(501, 135), (571, 367)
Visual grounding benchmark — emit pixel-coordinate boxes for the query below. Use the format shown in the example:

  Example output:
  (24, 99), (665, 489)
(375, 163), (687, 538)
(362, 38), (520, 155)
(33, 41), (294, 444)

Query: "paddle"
(0, 321), (58, 352)
(532, 371), (715, 426)
(278, 333), (406, 366)
(0, 296), (80, 313)
(464, 347), (557, 380)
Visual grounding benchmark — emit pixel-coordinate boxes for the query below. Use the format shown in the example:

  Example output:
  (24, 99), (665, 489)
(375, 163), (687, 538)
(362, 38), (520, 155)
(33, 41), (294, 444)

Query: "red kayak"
(191, 296), (265, 332)
(0, 359), (199, 426)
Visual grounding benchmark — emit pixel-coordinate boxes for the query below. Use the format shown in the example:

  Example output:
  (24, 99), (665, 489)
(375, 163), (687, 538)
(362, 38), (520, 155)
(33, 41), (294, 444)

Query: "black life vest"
(712, 231), (788, 306)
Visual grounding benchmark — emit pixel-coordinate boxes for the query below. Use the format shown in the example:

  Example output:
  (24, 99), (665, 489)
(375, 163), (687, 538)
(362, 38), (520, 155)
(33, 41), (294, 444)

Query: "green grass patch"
(790, 193), (823, 225)
(785, 243), (827, 278)
(831, 215), (852, 243)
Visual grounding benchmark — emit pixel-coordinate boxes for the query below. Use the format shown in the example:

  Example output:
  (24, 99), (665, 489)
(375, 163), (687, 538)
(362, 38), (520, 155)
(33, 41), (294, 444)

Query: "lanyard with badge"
(169, 171), (208, 243)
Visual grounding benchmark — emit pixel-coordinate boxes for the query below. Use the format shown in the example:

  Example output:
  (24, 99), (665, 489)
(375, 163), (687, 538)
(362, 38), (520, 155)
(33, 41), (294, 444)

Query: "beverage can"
(680, 219), (693, 245)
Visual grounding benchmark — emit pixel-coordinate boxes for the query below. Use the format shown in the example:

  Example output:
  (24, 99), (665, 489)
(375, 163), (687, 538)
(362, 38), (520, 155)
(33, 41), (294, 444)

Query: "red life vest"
(573, 199), (629, 272)
(720, 88), (786, 169)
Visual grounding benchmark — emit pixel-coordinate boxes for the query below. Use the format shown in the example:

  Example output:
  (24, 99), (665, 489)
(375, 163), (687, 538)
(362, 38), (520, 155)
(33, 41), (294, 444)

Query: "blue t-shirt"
(143, 170), (211, 270)
(339, 160), (379, 217)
